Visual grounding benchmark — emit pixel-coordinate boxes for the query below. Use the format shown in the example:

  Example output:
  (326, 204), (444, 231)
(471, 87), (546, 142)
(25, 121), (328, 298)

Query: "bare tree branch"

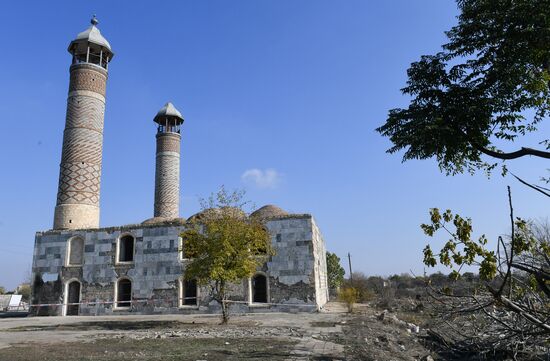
(510, 172), (550, 198)
(474, 144), (550, 160)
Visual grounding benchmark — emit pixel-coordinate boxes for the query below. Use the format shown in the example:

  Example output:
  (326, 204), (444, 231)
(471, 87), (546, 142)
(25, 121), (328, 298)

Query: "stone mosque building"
(31, 18), (329, 316)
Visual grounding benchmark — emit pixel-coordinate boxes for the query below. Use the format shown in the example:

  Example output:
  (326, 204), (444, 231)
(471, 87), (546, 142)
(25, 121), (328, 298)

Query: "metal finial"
(91, 15), (99, 26)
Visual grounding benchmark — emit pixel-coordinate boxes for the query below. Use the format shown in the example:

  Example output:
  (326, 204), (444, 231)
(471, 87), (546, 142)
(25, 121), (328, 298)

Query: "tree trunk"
(219, 281), (229, 324)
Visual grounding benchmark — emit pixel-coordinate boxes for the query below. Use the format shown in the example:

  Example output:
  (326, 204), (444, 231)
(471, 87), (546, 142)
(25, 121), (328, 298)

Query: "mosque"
(31, 17), (329, 316)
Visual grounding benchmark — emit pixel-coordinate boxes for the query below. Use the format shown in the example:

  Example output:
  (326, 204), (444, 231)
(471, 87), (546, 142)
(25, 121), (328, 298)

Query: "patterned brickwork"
(156, 133), (181, 154)
(54, 63), (108, 230)
(69, 64), (107, 97)
(61, 128), (103, 164)
(65, 95), (105, 131)
(154, 133), (181, 218)
(56, 162), (101, 205)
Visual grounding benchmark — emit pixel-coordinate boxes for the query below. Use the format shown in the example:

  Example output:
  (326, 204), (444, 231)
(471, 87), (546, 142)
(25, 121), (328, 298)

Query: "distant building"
(31, 17), (329, 316)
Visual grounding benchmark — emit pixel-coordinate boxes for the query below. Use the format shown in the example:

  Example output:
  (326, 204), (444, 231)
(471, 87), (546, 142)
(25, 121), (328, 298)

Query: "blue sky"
(0, 1), (547, 290)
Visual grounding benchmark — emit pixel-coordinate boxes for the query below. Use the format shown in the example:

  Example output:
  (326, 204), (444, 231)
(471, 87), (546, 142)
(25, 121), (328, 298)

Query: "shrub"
(338, 287), (359, 313)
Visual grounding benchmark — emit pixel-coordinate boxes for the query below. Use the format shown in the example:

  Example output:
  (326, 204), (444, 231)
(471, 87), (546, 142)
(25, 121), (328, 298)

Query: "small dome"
(142, 217), (186, 226)
(250, 205), (289, 219)
(154, 102), (184, 125)
(68, 16), (114, 58)
(187, 207), (246, 223)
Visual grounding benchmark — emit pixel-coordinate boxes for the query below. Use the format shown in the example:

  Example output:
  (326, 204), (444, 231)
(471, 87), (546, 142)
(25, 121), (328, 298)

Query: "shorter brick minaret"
(153, 102), (184, 219)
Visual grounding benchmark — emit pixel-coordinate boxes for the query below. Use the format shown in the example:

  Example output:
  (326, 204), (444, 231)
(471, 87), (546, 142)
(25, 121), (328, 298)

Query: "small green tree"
(326, 252), (345, 290)
(0, 286), (5, 295)
(17, 284), (31, 302)
(180, 187), (273, 324)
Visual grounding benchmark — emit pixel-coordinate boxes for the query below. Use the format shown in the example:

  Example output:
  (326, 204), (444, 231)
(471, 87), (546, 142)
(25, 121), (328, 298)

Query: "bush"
(338, 287), (359, 313)
(342, 272), (378, 303)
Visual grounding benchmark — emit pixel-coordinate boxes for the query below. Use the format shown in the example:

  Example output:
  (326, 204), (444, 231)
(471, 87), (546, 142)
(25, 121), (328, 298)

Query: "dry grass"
(0, 338), (298, 361)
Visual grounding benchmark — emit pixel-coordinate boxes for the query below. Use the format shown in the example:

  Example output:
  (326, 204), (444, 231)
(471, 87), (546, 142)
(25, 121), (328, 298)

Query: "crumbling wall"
(311, 217), (329, 307)
(31, 231), (72, 315)
(30, 273), (63, 316)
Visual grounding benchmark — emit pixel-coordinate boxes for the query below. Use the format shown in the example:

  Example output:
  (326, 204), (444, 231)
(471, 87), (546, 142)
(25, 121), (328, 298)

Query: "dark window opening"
(182, 279), (198, 306)
(252, 274), (267, 303)
(117, 279), (132, 308)
(66, 281), (80, 316)
(118, 235), (134, 262)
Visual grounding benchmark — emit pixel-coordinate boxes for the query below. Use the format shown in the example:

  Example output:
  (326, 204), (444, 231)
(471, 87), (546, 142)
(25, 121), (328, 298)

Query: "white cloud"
(241, 168), (282, 189)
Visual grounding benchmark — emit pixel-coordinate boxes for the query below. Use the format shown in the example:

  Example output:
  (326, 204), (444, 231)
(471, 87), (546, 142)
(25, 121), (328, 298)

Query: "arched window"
(116, 278), (132, 308)
(252, 274), (268, 303)
(67, 237), (84, 266)
(179, 277), (198, 307)
(117, 234), (135, 263)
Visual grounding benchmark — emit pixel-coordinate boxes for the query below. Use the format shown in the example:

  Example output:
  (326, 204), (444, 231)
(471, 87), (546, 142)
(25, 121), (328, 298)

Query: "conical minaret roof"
(153, 102), (184, 125)
(68, 16), (114, 58)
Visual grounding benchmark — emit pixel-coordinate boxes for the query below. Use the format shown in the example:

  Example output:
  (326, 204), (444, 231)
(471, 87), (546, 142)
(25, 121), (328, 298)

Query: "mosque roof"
(250, 205), (289, 219)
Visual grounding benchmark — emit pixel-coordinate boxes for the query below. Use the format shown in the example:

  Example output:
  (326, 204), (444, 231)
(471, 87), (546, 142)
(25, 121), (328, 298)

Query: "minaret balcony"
(71, 50), (110, 70)
(157, 124), (181, 134)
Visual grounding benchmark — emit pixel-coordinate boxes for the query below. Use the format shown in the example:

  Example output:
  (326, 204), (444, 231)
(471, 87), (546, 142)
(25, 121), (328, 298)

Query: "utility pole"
(348, 252), (353, 285)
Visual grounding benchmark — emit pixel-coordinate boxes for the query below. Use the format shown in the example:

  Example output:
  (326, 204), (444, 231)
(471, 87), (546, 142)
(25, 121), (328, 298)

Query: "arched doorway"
(252, 274), (267, 303)
(180, 278), (198, 306)
(116, 278), (132, 308)
(66, 281), (81, 316)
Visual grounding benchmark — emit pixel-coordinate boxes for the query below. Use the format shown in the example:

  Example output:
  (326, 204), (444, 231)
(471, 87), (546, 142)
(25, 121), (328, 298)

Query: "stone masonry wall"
(31, 215), (328, 316)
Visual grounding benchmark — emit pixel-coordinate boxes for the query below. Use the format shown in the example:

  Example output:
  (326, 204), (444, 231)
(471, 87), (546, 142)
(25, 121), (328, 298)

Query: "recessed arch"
(115, 277), (132, 309)
(63, 279), (81, 316)
(66, 236), (84, 266)
(251, 273), (269, 304)
(179, 276), (199, 307)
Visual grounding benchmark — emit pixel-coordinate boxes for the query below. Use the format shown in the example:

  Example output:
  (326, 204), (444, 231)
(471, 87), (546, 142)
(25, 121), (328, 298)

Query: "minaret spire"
(153, 102), (184, 219)
(53, 18), (114, 229)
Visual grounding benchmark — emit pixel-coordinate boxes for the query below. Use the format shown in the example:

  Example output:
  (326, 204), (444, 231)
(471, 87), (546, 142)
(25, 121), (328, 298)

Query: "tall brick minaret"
(153, 102), (184, 219)
(53, 16), (114, 230)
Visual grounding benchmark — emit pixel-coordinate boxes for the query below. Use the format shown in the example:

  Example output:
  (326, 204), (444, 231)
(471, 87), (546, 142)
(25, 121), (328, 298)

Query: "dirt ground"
(0, 302), (436, 361)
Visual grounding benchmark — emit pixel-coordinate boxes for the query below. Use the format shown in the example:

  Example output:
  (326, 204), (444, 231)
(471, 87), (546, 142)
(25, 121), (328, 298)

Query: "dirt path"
(0, 302), (434, 360)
